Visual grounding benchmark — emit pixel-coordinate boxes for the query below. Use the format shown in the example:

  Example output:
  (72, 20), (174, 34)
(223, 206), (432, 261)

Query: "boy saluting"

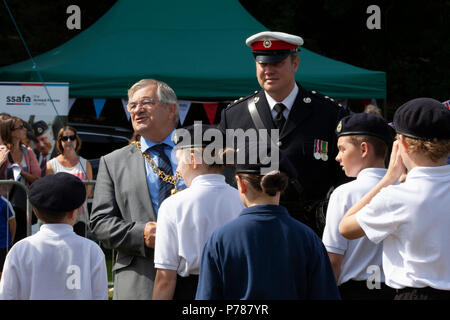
(339, 98), (450, 300)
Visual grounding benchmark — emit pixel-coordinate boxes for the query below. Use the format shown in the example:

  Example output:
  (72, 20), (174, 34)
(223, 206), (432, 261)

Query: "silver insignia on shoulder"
(254, 96), (259, 103)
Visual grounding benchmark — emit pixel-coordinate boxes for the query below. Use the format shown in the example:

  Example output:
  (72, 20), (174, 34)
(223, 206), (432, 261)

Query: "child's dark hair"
(237, 171), (289, 196)
(33, 207), (68, 224)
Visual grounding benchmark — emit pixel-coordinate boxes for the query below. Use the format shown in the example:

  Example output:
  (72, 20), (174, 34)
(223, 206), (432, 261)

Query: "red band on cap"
(251, 40), (297, 51)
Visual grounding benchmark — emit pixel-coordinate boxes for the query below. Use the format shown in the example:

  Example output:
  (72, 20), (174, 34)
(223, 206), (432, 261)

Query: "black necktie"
(273, 103), (286, 130)
(150, 144), (174, 204)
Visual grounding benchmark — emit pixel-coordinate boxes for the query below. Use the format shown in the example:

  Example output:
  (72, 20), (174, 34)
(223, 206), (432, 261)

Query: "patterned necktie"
(150, 144), (174, 204)
(273, 103), (286, 130)
(40, 155), (47, 177)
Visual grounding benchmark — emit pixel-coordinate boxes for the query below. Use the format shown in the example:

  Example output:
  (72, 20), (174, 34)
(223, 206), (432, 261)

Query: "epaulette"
(226, 91), (259, 109)
(309, 90), (345, 109)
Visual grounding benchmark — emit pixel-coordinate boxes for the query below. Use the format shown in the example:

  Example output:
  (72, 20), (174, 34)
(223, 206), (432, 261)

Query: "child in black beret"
(340, 98), (450, 300)
(0, 172), (108, 299)
(322, 112), (396, 300)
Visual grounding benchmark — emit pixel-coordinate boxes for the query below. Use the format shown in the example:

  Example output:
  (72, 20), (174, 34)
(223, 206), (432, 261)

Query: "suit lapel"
(129, 144), (156, 221)
(254, 91), (277, 130)
(280, 86), (313, 139)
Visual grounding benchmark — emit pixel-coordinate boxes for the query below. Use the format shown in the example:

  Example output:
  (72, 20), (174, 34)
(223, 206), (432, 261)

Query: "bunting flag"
(177, 100), (192, 125)
(203, 102), (218, 125)
(93, 98), (106, 119)
(68, 98), (76, 112)
(121, 99), (130, 120)
(443, 100), (450, 110)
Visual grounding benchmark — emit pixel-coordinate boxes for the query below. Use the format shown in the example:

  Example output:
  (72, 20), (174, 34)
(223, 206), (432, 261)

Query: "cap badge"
(336, 121), (342, 133)
(303, 97), (311, 104)
(263, 40), (272, 48)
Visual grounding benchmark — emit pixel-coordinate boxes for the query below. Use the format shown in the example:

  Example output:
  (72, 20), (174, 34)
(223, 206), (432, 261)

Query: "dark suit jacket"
(219, 85), (349, 230)
(90, 144), (157, 299)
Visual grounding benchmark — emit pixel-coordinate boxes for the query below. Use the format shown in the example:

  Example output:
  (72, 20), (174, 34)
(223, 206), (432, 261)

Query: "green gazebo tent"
(0, 0), (386, 100)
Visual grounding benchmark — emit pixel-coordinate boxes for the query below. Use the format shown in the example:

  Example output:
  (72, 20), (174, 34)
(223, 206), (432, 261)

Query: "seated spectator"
(0, 172), (108, 300)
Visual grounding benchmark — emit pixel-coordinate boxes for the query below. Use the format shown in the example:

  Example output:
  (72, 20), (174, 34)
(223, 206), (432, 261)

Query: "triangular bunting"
(121, 99), (130, 120)
(203, 102), (218, 125)
(68, 98), (76, 112)
(93, 98), (106, 119)
(177, 100), (192, 125)
(443, 100), (450, 110)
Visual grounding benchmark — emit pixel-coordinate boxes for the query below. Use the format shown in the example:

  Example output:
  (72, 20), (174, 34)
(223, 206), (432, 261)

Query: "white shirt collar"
(190, 174), (225, 186)
(265, 83), (298, 113)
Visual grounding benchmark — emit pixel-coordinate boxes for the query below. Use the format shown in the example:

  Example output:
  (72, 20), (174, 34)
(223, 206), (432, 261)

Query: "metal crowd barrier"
(0, 180), (32, 239)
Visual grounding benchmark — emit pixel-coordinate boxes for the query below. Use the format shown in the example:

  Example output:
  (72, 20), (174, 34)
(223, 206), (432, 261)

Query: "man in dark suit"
(90, 79), (184, 299)
(219, 31), (349, 235)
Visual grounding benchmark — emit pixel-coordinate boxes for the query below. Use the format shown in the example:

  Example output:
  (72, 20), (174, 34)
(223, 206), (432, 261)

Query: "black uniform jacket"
(219, 85), (350, 224)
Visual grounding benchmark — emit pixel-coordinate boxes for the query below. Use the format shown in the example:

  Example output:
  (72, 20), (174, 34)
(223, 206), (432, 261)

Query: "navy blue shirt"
(195, 204), (340, 300)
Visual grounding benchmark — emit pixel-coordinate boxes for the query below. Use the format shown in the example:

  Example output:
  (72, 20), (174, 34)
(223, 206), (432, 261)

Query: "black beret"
(29, 172), (86, 212)
(336, 112), (395, 145)
(23, 122), (37, 143)
(235, 142), (297, 178)
(393, 98), (450, 141)
(32, 120), (48, 137)
(174, 123), (223, 149)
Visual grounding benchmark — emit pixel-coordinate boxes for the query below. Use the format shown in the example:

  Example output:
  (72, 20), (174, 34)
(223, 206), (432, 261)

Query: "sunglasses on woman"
(60, 135), (77, 142)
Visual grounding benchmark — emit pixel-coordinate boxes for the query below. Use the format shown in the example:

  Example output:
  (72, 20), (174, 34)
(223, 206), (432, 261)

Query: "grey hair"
(128, 79), (179, 126)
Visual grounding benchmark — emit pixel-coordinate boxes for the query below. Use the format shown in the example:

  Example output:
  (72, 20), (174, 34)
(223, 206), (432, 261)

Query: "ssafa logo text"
(6, 95), (32, 106)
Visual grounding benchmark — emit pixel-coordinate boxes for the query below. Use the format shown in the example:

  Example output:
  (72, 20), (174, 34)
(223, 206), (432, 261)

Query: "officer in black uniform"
(219, 31), (350, 235)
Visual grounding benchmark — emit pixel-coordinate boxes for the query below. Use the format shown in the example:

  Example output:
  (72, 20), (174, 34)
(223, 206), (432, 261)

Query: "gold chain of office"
(130, 140), (182, 195)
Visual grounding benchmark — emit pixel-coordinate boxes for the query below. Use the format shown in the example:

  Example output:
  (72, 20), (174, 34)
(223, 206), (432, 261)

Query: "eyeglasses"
(127, 98), (158, 112)
(60, 135), (76, 142)
(11, 125), (25, 131)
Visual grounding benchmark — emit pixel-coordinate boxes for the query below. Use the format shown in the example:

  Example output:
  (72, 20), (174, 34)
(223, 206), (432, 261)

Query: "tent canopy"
(0, 0), (386, 99)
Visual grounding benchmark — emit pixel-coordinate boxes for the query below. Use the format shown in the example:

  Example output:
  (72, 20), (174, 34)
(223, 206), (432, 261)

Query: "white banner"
(0, 82), (69, 122)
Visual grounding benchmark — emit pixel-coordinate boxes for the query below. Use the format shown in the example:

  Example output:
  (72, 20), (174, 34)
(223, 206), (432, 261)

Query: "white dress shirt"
(265, 83), (298, 121)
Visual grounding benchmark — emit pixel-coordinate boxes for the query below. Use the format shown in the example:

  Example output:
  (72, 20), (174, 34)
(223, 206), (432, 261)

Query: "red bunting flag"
(203, 103), (218, 124)
(443, 100), (450, 110)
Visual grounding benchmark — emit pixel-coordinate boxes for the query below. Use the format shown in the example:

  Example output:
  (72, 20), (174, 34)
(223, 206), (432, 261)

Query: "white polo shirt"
(0, 224), (108, 300)
(356, 165), (450, 290)
(154, 174), (243, 277)
(323, 168), (386, 285)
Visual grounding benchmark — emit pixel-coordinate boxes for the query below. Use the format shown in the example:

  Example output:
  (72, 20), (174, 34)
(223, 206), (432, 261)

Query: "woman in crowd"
(0, 116), (40, 243)
(46, 125), (93, 237)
